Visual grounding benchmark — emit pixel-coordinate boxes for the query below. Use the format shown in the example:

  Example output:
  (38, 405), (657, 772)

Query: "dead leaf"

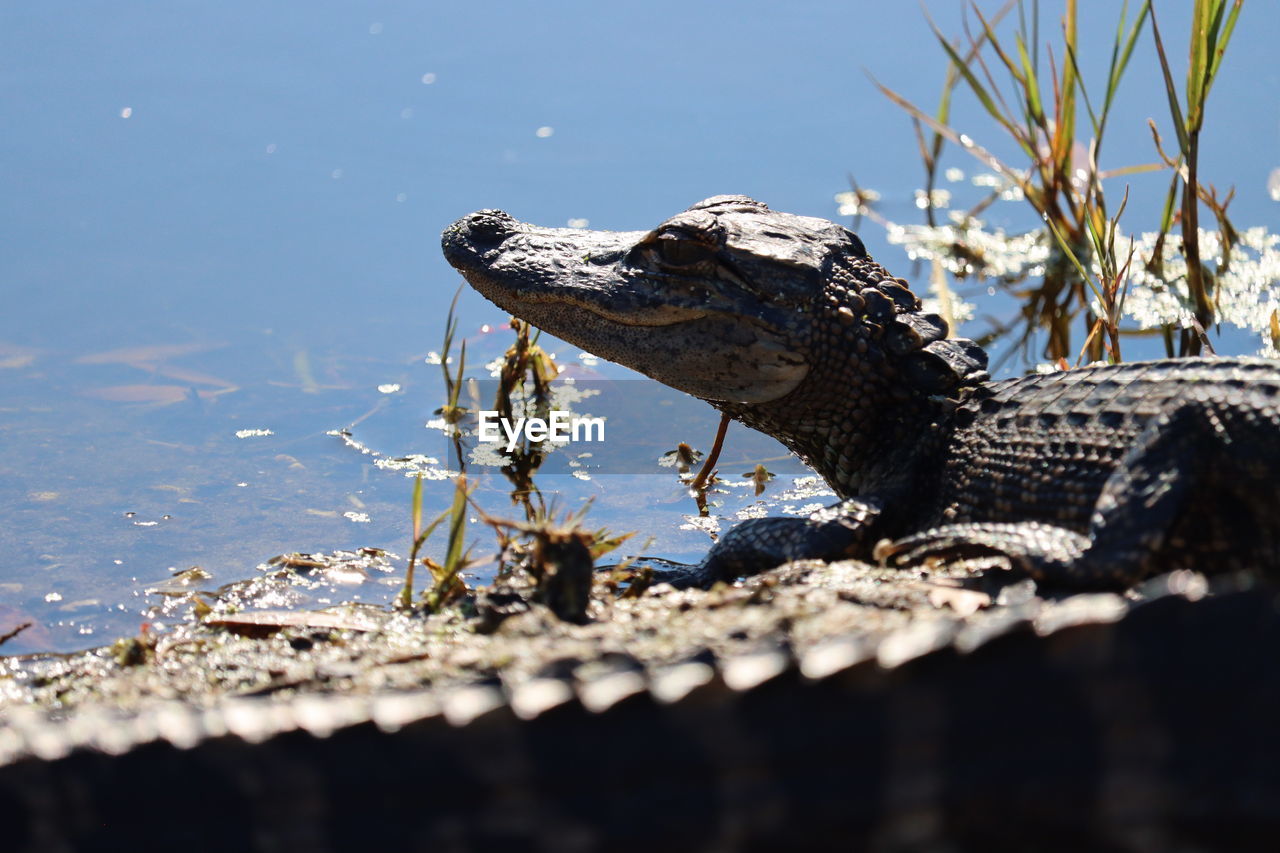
(0, 605), (53, 647)
(0, 621), (32, 647)
(205, 609), (386, 635)
(75, 342), (223, 366)
(269, 554), (329, 569)
(83, 385), (230, 404)
(150, 364), (237, 388)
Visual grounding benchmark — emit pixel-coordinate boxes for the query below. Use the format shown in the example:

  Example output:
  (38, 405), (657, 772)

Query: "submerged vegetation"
(399, 472), (473, 612)
(6, 0), (1271, 685)
(395, 290), (633, 622)
(402, 0), (1272, 617)
(848, 0), (1274, 367)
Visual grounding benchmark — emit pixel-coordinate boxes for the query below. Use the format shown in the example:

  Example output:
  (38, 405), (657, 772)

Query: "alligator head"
(442, 195), (988, 495)
(444, 195), (855, 403)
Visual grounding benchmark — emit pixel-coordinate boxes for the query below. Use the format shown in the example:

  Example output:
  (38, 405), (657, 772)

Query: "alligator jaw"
(442, 207), (809, 404)
(442, 209), (704, 326)
(444, 196), (991, 496)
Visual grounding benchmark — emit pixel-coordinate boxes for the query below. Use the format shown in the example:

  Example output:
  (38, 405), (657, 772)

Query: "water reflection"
(2, 1), (1276, 652)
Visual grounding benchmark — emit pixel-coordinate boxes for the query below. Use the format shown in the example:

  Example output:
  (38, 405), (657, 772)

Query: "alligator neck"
(715, 352), (958, 499)
(441, 196), (991, 499)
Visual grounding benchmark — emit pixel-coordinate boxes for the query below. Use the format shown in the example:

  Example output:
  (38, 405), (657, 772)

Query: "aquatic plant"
(489, 317), (558, 521)
(482, 500), (632, 623)
(856, 0), (1269, 366)
(400, 290), (632, 616)
(399, 472), (474, 611)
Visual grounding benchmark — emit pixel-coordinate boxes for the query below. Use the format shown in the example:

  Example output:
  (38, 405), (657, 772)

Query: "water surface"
(2, 2), (1277, 653)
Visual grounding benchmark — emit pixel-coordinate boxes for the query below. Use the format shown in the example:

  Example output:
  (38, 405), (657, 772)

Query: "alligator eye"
(841, 227), (868, 258)
(655, 237), (716, 267)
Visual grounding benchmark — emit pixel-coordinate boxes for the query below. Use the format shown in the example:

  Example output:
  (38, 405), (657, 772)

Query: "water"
(2, 2), (1277, 653)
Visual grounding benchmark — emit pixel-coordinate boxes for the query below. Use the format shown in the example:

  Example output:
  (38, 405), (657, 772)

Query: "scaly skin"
(4, 575), (1280, 850)
(442, 195), (1280, 588)
(1, 198), (1278, 849)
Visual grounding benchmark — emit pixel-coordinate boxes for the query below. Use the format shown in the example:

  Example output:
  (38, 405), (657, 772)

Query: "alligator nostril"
(462, 210), (515, 247)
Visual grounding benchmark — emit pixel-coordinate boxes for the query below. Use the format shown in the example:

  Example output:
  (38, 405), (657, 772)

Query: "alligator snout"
(442, 209), (518, 264)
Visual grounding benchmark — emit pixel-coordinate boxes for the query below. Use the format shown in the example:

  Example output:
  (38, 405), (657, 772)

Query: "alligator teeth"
(223, 699), (292, 744)
(799, 634), (877, 680)
(510, 678), (575, 720)
(1033, 593), (1129, 636)
(719, 646), (790, 691)
(86, 709), (141, 755)
(953, 607), (1035, 655)
(577, 670), (646, 713)
(292, 694), (367, 739)
(876, 619), (960, 669)
(648, 659), (715, 704)
(0, 571), (1255, 791)
(370, 690), (441, 734)
(441, 683), (505, 726)
(0, 717), (35, 764)
(28, 713), (73, 761)
(153, 701), (205, 749)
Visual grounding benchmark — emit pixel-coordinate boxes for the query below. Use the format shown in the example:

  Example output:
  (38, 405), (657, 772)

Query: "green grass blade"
(872, 76), (1034, 195)
(1014, 33), (1045, 125)
(1017, 0), (1038, 74)
(1098, 162), (1165, 180)
(443, 476), (468, 575)
(1062, 39), (1099, 138)
(1103, 1), (1151, 123)
(1081, 199), (1109, 276)
(919, 0), (1015, 219)
(1193, 0), (1243, 127)
(1053, 1), (1079, 172)
(411, 473), (423, 542)
(1207, 0), (1243, 82)
(967, 4), (1040, 139)
(924, 18), (1032, 155)
(1147, 8), (1190, 154)
(420, 477), (475, 612)
(1157, 170), (1180, 235)
(449, 339), (467, 409)
(971, 4), (1029, 88)
(399, 473), (426, 609)
(1186, 0), (1211, 120)
(401, 479), (459, 608)
(934, 2), (1017, 130)
(1044, 214), (1104, 310)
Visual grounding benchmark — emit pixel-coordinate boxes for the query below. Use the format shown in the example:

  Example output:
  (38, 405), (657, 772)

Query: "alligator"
(441, 194), (1280, 589)
(3, 558), (1280, 851)
(4, 197), (1280, 851)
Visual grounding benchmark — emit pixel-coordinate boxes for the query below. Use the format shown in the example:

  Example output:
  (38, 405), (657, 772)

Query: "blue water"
(2, 2), (1277, 653)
